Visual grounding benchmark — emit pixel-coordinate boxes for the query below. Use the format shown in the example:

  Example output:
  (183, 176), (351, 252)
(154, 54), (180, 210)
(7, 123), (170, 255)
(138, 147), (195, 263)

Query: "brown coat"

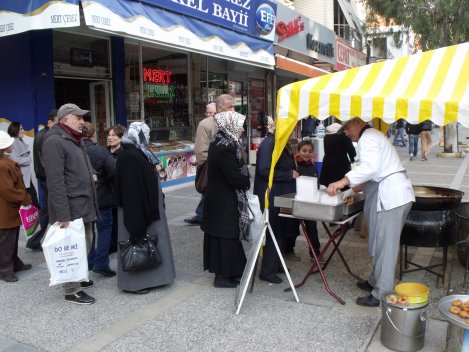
(0, 156), (31, 229)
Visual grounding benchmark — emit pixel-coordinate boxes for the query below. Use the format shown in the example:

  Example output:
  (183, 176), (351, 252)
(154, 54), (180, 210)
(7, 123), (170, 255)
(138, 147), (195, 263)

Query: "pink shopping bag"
(18, 205), (40, 238)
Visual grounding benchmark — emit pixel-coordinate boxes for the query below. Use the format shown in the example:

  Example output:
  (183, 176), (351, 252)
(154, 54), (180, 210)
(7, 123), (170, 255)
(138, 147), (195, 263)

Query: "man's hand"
(326, 177), (350, 196)
(292, 170), (300, 179)
(57, 221), (70, 228)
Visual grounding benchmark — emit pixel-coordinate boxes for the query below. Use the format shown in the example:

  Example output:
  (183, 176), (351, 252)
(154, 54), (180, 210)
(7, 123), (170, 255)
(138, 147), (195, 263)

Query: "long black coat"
(201, 141), (250, 239)
(253, 133), (298, 237)
(319, 133), (356, 187)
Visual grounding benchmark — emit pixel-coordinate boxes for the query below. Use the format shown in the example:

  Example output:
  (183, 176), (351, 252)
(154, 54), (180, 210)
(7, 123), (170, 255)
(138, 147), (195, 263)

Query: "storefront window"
(53, 31), (110, 78)
(124, 43), (141, 122)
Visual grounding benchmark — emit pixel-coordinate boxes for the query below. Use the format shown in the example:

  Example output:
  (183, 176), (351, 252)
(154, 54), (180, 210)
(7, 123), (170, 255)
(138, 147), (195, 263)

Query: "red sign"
(143, 68), (172, 84)
(275, 16), (304, 42)
(335, 38), (367, 71)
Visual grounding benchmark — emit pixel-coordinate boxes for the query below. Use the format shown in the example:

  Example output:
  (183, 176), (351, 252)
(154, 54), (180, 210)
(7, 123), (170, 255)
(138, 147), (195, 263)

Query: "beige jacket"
(194, 117), (217, 165)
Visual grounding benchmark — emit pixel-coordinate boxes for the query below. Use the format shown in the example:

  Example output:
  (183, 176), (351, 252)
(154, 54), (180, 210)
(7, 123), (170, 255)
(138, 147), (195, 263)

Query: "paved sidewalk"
(1, 127), (468, 352)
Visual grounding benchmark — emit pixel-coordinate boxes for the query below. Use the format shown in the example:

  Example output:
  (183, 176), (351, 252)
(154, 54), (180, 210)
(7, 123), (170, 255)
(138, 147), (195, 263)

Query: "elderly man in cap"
(326, 117), (414, 307)
(42, 103), (99, 305)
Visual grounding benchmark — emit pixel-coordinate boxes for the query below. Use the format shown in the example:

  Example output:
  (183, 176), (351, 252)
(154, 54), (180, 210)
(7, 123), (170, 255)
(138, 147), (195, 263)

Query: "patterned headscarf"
(212, 111), (251, 241)
(266, 116), (275, 134)
(122, 122), (160, 166)
(214, 111), (246, 141)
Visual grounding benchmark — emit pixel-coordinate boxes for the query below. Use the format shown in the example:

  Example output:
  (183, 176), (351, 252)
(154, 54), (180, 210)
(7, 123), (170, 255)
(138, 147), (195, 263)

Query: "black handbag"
(194, 161), (208, 194)
(119, 235), (162, 272)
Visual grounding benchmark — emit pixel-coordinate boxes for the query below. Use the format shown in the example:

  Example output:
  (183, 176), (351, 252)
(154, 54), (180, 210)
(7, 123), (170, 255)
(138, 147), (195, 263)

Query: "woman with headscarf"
(8, 122), (39, 208)
(202, 111), (251, 288)
(114, 122), (175, 294)
(319, 122), (356, 189)
(0, 131), (32, 282)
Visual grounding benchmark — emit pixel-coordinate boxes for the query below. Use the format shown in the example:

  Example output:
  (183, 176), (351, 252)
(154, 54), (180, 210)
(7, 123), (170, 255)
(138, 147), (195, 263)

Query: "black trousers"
(26, 180), (48, 249)
(0, 227), (24, 276)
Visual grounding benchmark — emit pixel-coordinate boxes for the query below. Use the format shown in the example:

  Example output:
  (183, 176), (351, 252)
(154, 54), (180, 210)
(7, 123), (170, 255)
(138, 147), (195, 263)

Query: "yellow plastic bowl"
(394, 282), (429, 304)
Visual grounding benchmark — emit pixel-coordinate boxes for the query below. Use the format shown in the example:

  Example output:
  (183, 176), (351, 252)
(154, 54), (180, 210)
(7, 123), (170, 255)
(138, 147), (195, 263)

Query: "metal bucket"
(380, 295), (428, 352)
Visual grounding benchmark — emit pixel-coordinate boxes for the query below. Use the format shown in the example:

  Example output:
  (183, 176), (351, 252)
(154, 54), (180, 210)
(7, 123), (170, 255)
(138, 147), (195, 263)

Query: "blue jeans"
(195, 194), (205, 221)
(408, 134), (419, 156)
(393, 127), (406, 146)
(88, 207), (112, 270)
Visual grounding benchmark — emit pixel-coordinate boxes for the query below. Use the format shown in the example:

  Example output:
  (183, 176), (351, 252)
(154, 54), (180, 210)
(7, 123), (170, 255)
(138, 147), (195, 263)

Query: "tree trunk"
(444, 123), (458, 153)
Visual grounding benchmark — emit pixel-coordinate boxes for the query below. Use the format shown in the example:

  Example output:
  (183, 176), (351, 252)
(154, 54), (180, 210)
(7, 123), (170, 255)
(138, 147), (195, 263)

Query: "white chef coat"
(345, 128), (415, 211)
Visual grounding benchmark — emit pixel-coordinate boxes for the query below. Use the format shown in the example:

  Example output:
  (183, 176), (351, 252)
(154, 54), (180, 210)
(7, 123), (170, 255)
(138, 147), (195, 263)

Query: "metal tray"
(438, 294), (469, 330)
(274, 193), (364, 222)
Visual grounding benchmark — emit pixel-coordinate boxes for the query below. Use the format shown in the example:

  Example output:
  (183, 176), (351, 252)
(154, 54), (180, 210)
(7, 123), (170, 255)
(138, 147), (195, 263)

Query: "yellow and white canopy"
(266, 42), (469, 206)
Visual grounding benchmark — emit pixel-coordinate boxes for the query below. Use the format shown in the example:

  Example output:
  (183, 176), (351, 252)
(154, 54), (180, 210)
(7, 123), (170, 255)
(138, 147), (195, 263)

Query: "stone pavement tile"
(2, 343), (41, 352)
(0, 336), (18, 351)
(100, 289), (379, 352)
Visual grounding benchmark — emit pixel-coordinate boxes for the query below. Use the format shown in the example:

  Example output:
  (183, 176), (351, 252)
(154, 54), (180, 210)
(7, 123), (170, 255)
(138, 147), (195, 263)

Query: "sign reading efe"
(141, 0), (277, 42)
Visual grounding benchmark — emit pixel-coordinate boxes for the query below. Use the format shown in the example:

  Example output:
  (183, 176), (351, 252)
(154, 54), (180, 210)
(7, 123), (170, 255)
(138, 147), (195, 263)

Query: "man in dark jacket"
(406, 123), (421, 161)
(26, 109), (58, 251)
(42, 103), (99, 305)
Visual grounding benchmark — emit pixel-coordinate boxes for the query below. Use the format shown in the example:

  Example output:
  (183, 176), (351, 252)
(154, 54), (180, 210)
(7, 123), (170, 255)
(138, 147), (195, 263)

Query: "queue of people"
(2, 97), (421, 310)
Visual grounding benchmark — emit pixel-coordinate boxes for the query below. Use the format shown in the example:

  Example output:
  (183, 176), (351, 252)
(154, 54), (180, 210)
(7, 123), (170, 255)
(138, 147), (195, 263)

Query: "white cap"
(0, 131), (14, 150)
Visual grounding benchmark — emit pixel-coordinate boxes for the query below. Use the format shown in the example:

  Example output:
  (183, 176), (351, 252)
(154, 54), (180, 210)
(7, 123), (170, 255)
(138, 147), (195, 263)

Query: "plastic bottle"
(316, 122), (325, 137)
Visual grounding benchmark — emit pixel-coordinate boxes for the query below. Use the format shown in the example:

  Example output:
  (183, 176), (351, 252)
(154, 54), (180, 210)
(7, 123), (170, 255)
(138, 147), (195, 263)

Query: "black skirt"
(203, 233), (247, 277)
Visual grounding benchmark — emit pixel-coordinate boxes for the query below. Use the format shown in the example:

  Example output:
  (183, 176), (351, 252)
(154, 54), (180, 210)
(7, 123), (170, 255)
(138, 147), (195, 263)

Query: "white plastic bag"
(247, 193), (263, 244)
(42, 218), (88, 286)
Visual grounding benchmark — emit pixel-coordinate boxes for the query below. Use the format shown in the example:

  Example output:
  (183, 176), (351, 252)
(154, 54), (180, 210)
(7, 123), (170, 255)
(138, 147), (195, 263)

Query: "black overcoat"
(201, 141), (250, 239)
(319, 133), (356, 187)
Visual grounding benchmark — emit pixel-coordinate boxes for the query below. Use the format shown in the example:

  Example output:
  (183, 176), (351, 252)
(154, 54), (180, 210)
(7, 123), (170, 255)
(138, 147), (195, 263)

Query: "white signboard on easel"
(235, 209), (300, 315)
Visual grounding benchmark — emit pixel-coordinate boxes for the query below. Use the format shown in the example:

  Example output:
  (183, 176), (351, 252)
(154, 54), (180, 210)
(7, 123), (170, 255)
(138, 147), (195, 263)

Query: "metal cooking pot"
(401, 209), (457, 247)
(412, 186), (464, 211)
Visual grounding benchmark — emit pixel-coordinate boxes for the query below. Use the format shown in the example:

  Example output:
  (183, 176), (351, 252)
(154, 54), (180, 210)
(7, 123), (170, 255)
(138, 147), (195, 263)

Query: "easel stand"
(235, 208), (300, 315)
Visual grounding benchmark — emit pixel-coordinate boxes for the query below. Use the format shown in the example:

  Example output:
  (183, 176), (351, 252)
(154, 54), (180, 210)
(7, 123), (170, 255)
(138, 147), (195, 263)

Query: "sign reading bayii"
(142, 0), (277, 41)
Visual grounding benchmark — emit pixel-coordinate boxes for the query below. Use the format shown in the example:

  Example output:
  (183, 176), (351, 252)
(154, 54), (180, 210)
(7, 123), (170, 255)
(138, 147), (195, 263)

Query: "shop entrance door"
(89, 81), (112, 146)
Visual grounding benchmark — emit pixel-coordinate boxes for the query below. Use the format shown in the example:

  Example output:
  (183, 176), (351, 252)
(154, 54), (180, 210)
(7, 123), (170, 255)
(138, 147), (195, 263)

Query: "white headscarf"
(122, 121), (160, 165)
(326, 123), (342, 134)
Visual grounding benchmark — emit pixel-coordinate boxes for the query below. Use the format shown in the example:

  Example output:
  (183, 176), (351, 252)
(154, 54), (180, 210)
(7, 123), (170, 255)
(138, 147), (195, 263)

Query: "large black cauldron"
(401, 209), (457, 247)
(400, 186), (463, 282)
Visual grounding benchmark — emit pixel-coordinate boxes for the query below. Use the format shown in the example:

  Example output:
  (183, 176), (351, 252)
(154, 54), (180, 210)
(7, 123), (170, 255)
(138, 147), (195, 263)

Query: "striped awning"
(265, 42), (469, 207)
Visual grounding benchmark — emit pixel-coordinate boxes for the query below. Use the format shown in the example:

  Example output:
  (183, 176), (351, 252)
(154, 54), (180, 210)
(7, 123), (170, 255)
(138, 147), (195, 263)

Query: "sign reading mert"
(274, 4), (336, 64)
(141, 0), (277, 42)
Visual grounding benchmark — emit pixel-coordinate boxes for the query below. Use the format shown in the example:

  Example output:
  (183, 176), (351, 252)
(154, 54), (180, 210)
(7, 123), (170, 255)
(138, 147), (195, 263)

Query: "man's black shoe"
(15, 264), (32, 272)
(80, 280), (94, 288)
(356, 294), (380, 307)
(184, 216), (201, 225)
(93, 268), (116, 277)
(213, 276), (237, 288)
(65, 290), (95, 305)
(259, 274), (283, 284)
(357, 280), (374, 292)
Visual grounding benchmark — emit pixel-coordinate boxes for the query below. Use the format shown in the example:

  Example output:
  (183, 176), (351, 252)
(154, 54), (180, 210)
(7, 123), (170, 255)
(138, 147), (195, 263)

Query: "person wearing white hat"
(319, 122), (356, 188)
(0, 130), (33, 282)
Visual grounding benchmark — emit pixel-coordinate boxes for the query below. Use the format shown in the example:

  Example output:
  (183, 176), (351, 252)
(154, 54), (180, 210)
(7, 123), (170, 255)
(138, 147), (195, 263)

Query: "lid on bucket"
(383, 291), (429, 310)
(394, 282), (429, 305)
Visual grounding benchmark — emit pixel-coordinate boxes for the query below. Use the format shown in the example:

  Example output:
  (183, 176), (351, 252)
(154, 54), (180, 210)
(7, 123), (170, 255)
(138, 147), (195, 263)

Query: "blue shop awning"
(81, 0), (275, 68)
(0, 0), (80, 37)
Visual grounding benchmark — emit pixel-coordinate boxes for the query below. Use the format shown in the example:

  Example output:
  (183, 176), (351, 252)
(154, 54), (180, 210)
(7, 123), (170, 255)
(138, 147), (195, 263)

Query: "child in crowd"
(295, 140), (321, 259)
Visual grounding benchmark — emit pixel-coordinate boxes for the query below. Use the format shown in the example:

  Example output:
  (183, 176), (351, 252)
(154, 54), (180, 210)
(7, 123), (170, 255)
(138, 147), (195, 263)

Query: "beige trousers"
(420, 131), (432, 158)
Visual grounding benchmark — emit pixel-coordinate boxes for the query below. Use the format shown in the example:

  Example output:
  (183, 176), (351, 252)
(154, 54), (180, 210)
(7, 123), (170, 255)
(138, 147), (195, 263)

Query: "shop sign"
(144, 83), (176, 99)
(274, 3), (336, 64)
(275, 15), (304, 42)
(306, 34), (334, 58)
(140, 0), (277, 42)
(143, 68), (172, 84)
(335, 38), (367, 71)
(0, 0), (80, 38)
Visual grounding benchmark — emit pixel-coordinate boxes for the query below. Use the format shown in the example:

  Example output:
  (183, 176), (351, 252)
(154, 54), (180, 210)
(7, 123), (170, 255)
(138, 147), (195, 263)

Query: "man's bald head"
(217, 94), (235, 112)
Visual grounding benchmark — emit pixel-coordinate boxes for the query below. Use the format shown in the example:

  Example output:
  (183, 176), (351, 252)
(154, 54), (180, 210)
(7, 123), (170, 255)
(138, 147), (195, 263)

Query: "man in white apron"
(326, 118), (415, 307)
